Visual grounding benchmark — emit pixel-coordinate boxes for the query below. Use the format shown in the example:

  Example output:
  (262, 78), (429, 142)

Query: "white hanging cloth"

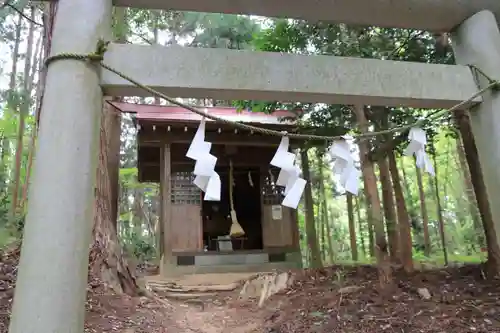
(328, 137), (361, 195)
(270, 136), (306, 209)
(403, 127), (434, 176)
(186, 118), (221, 201)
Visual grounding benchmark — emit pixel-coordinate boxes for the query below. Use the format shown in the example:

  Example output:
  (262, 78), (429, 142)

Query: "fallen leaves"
(1, 244), (500, 333)
(257, 264), (500, 333)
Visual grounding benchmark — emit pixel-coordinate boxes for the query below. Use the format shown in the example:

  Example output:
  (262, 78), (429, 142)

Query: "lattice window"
(171, 172), (201, 204)
(261, 168), (285, 205)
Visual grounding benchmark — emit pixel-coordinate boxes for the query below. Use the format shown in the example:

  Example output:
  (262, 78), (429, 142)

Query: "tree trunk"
(133, 188), (145, 239)
(11, 7), (36, 219)
(456, 130), (484, 247)
(388, 152), (414, 272)
(346, 193), (358, 261)
(323, 206), (334, 263)
(8, 13), (22, 99)
(400, 158), (416, 217)
(378, 158), (399, 262)
(20, 28), (44, 213)
(415, 164), (431, 257)
(317, 154), (334, 263)
(89, 103), (139, 296)
(107, 7), (128, 229)
(363, 191), (375, 258)
(318, 205), (325, 262)
(354, 105), (391, 286)
(104, 99), (121, 228)
(21, 4), (53, 203)
(5, 13), (23, 223)
(455, 110), (500, 275)
(355, 195), (366, 257)
(430, 146), (448, 266)
(300, 148), (322, 268)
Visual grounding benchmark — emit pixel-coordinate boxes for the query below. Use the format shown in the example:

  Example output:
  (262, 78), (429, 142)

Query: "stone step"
(169, 261), (299, 277)
(146, 281), (240, 293)
(162, 291), (218, 300)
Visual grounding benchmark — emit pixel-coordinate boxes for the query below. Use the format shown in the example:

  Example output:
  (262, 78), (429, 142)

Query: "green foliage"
(0, 189), (9, 227)
(252, 20), (309, 53)
(121, 230), (156, 261)
(0, 227), (16, 249)
(190, 13), (260, 49)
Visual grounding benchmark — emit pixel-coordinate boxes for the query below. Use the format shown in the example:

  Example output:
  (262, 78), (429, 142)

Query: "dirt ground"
(1, 245), (500, 333)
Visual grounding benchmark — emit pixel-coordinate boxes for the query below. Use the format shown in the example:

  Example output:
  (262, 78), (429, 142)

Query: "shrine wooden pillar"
(159, 143), (173, 276)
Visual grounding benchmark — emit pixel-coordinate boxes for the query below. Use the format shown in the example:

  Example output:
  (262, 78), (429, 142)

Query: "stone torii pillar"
(451, 11), (500, 250)
(8, 0), (112, 332)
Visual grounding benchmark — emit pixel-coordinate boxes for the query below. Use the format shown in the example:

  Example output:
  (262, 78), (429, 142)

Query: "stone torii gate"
(8, 0), (500, 332)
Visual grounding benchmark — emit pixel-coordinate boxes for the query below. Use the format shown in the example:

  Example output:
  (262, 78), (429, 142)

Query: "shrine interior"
(202, 166), (263, 252)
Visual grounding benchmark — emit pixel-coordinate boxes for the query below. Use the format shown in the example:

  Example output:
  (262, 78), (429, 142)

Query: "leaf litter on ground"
(1, 244), (500, 333)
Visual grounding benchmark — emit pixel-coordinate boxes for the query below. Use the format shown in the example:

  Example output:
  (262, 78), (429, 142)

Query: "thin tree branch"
(3, 3), (43, 27)
(387, 31), (425, 60)
(131, 32), (152, 45)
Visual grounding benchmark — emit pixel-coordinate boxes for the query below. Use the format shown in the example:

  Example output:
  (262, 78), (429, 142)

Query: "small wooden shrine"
(114, 102), (303, 276)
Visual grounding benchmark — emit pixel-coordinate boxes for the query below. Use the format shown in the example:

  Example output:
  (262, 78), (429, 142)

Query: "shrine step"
(170, 261), (299, 276)
(143, 272), (248, 300)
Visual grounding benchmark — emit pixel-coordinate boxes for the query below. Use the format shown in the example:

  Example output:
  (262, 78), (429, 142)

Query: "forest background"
(0, 2), (490, 276)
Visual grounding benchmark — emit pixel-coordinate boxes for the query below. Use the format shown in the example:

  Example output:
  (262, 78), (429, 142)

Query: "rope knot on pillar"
(44, 39), (110, 67)
(468, 64), (500, 92)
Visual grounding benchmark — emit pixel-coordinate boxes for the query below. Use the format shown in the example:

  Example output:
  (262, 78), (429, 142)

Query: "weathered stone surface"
(417, 287), (432, 300)
(8, 0), (112, 332)
(102, 43), (480, 110)
(338, 285), (362, 294)
(452, 11), (500, 260)
(239, 272), (294, 307)
(111, 0), (500, 31)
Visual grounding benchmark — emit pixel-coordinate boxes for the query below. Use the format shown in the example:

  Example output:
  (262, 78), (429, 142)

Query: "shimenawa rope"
(44, 40), (500, 143)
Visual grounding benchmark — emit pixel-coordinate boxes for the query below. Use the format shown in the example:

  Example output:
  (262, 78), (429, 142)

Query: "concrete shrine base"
(160, 251), (302, 277)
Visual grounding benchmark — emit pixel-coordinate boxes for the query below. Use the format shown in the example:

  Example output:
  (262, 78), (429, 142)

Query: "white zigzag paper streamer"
(270, 136), (306, 209)
(404, 127), (434, 176)
(186, 117), (221, 201)
(328, 137), (361, 195)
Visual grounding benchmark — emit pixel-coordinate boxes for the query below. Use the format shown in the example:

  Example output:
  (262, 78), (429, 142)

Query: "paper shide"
(270, 136), (306, 209)
(186, 117), (221, 201)
(328, 136), (361, 195)
(404, 127), (434, 176)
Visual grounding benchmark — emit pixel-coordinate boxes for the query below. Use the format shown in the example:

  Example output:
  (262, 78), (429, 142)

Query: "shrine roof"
(110, 102), (298, 127)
